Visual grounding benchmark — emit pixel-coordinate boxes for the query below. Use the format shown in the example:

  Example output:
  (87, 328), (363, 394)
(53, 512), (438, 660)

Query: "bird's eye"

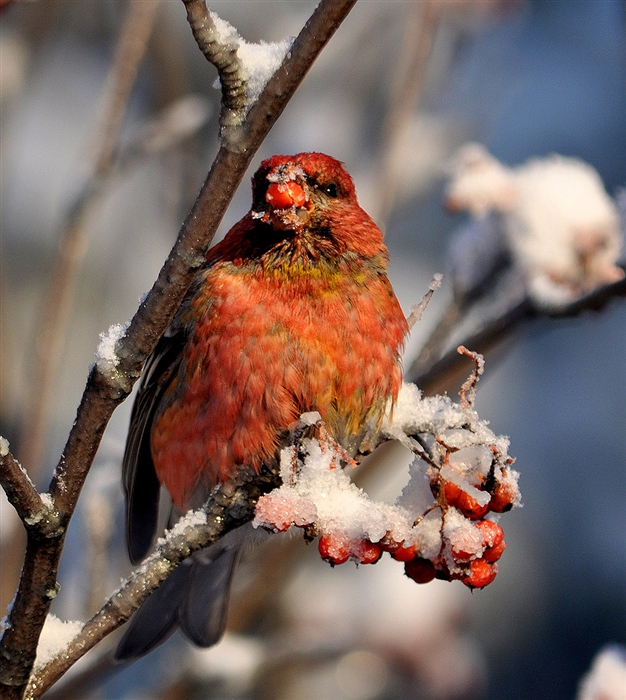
(323, 183), (338, 198)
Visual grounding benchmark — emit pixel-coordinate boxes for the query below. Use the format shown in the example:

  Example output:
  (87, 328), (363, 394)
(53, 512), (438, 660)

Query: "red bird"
(116, 153), (408, 659)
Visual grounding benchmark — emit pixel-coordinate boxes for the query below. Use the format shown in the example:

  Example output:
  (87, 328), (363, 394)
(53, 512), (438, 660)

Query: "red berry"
(483, 539), (507, 563)
(404, 557), (436, 584)
(462, 559), (497, 589)
(451, 542), (476, 563)
(475, 520), (504, 548)
(379, 536), (400, 553)
(265, 181), (307, 209)
(443, 480), (461, 506)
(489, 481), (516, 513)
(391, 543), (418, 562)
(456, 490), (489, 520)
(318, 534), (350, 565)
(355, 540), (382, 565)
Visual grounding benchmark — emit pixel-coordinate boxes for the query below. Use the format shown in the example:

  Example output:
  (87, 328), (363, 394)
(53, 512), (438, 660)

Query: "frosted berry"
(391, 543), (418, 562)
(318, 534), (350, 565)
(475, 520), (504, 548)
(462, 559), (497, 589)
(456, 490), (489, 520)
(451, 541), (477, 563)
(355, 540), (382, 565)
(443, 480), (461, 506)
(483, 539), (507, 563)
(489, 481), (516, 513)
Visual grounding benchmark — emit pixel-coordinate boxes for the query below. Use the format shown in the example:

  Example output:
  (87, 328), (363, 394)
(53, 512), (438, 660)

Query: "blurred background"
(1, 0), (625, 698)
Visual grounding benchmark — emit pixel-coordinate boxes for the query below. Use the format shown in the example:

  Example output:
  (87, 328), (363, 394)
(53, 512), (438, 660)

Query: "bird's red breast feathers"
(147, 153), (408, 510)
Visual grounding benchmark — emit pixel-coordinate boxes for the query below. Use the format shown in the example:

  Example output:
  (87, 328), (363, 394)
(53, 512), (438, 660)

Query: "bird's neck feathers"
(209, 209), (390, 284)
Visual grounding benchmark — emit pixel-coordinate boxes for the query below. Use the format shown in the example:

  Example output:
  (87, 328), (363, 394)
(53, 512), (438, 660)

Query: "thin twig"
(0, 444), (54, 531)
(409, 276), (626, 395)
(407, 273), (443, 330)
(0, 2), (358, 697)
(457, 346), (484, 409)
(20, 0), (161, 478)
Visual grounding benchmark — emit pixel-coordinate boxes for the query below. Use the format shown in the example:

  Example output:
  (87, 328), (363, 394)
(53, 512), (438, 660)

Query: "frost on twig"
(445, 144), (625, 308)
(0, 440), (59, 534)
(254, 381), (520, 590)
(182, 0), (294, 130)
(33, 616), (83, 672)
(457, 346), (484, 409)
(407, 273), (443, 330)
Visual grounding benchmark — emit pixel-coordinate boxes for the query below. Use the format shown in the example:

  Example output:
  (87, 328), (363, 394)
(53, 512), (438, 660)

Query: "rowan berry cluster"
(253, 383), (520, 591)
(401, 441), (517, 589)
(313, 436), (518, 589)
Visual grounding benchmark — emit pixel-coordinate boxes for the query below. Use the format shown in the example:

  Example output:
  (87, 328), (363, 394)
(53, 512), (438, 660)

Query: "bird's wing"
(122, 330), (187, 564)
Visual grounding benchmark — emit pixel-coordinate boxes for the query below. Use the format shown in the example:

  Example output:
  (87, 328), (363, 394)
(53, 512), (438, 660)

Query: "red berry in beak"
(266, 181), (307, 209)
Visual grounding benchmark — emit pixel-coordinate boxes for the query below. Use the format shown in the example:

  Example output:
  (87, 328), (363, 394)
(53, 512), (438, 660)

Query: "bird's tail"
(114, 544), (240, 661)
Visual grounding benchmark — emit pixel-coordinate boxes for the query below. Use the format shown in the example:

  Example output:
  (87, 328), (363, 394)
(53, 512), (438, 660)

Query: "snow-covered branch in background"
(577, 645), (626, 700)
(445, 144), (624, 308)
(409, 145), (626, 387)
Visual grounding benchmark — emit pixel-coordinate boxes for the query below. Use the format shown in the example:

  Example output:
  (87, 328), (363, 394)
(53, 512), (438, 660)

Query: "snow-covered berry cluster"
(253, 381), (520, 591)
(399, 432), (518, 589)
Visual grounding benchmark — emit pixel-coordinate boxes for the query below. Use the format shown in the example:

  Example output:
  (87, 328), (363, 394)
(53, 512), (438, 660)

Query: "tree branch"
(0, 2), (358, 697)
(0, 445), (60, 538)
(181, 0), (247, 125)
(409, 276), (626, 395)
(27, 465), (279, 698)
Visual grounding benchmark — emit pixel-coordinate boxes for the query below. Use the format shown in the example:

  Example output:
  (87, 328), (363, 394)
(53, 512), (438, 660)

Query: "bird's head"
(251, 152), (358, 234)
(209, 153), (387, 267)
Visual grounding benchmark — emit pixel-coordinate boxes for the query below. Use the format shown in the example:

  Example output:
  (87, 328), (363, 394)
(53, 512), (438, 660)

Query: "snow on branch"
(181, 0), (294, 129)
(0, 440), (60, 537)
(94, 321), (131, 389)
(26, 462), (276, 697)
